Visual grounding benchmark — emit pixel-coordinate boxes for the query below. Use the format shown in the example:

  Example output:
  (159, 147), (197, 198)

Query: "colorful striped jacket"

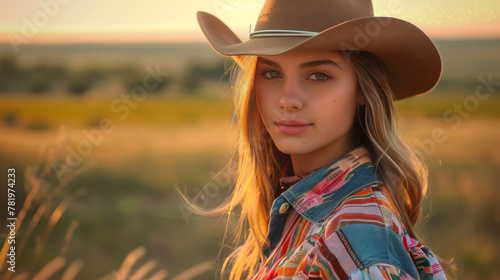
(251, 146), (446, 280)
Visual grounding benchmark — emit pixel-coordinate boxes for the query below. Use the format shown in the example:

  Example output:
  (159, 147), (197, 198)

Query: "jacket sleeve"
(316, 214), (447, 280)
(315, 222), (420, 279)
(313, 186), (447, 280)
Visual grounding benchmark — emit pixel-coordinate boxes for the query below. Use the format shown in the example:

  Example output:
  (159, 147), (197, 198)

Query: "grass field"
(0, 89), (499, 279)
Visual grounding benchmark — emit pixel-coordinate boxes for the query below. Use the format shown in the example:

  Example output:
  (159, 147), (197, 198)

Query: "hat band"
(250, 29), (320, 39)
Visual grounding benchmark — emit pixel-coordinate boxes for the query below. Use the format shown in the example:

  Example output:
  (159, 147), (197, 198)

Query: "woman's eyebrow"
(257, 57), (342, 69)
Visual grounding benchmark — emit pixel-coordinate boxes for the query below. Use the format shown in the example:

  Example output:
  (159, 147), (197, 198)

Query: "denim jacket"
(251, 146), (446, 280)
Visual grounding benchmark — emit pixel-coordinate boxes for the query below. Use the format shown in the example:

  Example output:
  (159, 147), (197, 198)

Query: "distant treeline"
(0, 53), (495, 96)
(0, 56), (230, 95)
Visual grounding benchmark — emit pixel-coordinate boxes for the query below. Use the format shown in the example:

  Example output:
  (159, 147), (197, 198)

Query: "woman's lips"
(274, 120), (312, 135)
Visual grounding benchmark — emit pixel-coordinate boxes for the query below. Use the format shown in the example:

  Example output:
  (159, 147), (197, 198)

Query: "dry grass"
(0, 132), (215, 280)
(398, 115), (500, 163)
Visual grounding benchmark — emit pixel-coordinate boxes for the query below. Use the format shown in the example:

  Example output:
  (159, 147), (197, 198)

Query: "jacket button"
(279, 202), (290, 214)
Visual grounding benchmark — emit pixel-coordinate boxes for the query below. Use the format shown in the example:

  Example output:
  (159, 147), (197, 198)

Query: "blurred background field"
(0, 37), (499, 280)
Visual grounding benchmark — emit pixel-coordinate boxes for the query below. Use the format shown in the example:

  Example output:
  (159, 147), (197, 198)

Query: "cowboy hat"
(196, 0), (442, 100)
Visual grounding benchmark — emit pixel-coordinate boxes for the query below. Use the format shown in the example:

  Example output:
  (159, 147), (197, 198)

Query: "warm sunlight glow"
(0, 0), (499, 44)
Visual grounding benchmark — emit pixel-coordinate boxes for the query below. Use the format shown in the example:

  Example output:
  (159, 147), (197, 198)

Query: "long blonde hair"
(179, 51), (451, 280)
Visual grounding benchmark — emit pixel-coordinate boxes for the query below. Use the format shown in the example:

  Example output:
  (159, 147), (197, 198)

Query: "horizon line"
(1, 30), (500, 45)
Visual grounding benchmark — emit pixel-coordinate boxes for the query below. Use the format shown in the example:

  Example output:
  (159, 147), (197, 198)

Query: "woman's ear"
(357, 92), (367, 105)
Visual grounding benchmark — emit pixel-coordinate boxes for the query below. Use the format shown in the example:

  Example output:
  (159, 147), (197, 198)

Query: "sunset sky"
(1, 0), (499, 44)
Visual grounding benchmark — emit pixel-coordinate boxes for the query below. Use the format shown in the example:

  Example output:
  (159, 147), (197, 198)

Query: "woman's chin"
(273, 140), (314, 156)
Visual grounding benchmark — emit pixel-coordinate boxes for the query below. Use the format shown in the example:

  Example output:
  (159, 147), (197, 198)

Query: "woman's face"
(255, 50), (364, 163)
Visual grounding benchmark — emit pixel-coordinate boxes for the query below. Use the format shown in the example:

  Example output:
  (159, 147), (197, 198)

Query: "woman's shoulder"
(323, 183), (407, 237)
(318, 184), (447, 279)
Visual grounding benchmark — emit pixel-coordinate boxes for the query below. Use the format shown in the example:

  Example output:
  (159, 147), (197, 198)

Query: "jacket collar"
(279, 145), (382, 224)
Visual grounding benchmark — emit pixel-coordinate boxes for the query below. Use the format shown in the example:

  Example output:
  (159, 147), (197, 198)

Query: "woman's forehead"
(256, 50), (350, 68)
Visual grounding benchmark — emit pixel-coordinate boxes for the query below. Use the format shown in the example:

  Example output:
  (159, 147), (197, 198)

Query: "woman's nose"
(279, 79), (304, 111)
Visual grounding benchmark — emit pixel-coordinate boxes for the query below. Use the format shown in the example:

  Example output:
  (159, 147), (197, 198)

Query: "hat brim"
(197, 11), (442, 100)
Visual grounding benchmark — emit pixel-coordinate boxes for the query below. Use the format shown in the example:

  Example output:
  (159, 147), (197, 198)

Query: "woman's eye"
(260, 70), (330, 81)
(262, 70), (280, 79)
(309, 73), (330, 81)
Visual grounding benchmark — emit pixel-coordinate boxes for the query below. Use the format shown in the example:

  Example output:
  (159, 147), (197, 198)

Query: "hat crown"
(254, 0), (374, 32)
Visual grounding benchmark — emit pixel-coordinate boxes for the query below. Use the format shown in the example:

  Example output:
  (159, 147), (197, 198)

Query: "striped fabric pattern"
(251, 146), (447, 280)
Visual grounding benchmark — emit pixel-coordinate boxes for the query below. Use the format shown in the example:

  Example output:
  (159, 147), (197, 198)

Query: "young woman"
(188, 0), (453, 279)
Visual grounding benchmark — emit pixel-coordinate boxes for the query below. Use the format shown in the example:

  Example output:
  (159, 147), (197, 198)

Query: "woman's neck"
(289, 139), (356, 176)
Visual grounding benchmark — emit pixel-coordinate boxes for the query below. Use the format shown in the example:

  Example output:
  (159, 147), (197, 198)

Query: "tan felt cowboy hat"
(196, 0), (442, 100)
